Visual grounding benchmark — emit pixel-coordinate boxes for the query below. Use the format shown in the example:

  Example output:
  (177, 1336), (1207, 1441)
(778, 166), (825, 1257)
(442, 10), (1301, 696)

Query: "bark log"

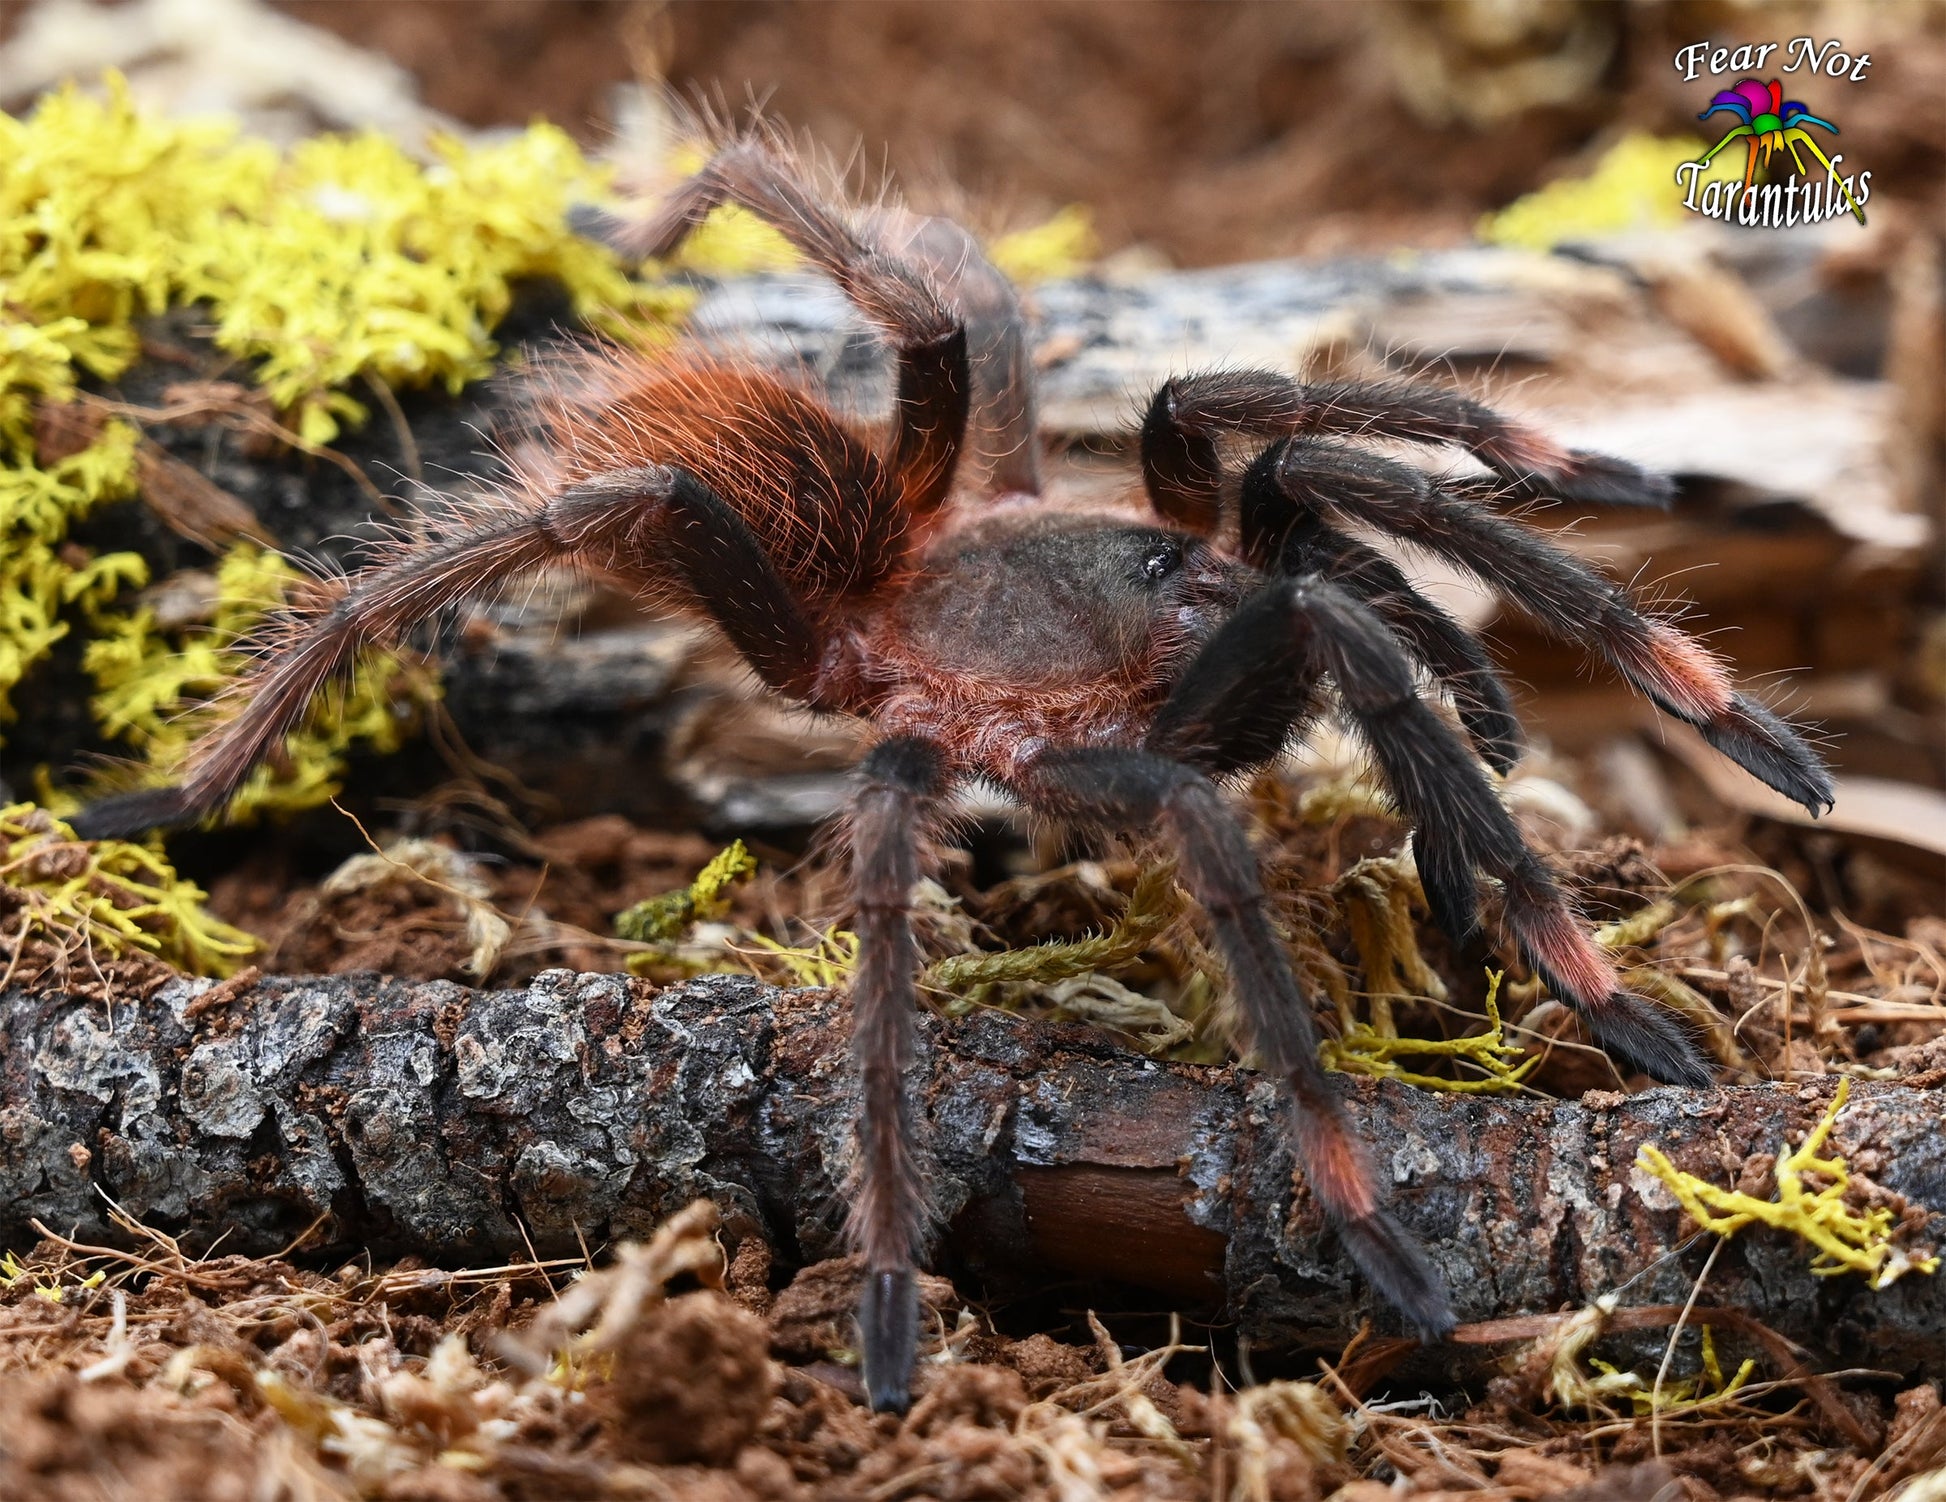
(3, 971), (1942, 1371)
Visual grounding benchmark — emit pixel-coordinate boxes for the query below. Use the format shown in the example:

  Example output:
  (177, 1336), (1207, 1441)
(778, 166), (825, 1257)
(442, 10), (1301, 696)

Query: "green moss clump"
(615, 840), (758, 945)
(0, 802), (255, 976)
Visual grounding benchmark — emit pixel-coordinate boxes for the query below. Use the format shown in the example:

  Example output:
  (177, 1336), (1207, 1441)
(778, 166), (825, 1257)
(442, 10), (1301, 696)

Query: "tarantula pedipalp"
(74, 141), (1834, 1413)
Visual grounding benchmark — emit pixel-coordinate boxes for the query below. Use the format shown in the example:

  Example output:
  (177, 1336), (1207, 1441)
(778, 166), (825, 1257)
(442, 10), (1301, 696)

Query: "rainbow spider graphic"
(1695, 77), (1865, 223)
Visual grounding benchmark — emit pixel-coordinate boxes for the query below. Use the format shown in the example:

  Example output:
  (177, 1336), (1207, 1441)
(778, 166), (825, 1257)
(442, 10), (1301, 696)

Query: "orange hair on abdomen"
(525, 350), (913, 611)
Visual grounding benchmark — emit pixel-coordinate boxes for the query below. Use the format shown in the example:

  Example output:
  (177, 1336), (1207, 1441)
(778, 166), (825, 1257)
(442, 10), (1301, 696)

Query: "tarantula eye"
(1141, 542), (1182, 582)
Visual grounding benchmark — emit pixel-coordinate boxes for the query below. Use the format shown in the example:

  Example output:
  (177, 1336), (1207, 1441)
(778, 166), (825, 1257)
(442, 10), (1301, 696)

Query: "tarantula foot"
(1583, 992), (1716, 1089)
(1414, 857), (1483, 951)
(67, 785), (196, 841)
(1337, 1211), (1457, 1342)
(1699, 693), (1836, 817)
(858, 1267), (919, 1415)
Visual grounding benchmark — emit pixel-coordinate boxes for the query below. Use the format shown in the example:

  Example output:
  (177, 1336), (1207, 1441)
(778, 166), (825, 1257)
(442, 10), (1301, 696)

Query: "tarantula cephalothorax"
(75, 142), (1834, 1412)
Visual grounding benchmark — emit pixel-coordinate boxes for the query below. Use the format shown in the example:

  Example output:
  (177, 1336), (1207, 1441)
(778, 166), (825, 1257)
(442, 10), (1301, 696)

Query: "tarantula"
(75, 142), (1833, 1413)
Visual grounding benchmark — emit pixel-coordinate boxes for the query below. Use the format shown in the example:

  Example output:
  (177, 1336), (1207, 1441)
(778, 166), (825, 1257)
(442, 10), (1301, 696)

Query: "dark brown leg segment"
(1138, 368), (1673, 521)
(1254, 439), (1834, 816)
(1014, 745), (1456, 1337)
(847, 735), (950, 1413)
(617, 142), (971, 517)
(869, 207), (1041, 499)
(71, 466), (826, 839)
(1238, 460), (1524, 773)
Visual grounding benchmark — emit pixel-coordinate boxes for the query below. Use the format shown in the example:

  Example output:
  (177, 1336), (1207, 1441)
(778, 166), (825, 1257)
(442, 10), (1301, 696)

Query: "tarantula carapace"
(75, 142), (1833, 1412)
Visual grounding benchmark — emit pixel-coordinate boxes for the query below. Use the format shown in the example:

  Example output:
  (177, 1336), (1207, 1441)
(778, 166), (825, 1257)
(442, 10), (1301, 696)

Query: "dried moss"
(927, 860), (1180, 997)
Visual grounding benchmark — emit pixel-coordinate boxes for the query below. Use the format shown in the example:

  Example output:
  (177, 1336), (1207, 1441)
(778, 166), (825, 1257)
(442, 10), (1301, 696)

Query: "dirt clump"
(595, 1289), (777, 1467)
(767, 1256), (960, 1366)
(0, 1373), (261, 1502)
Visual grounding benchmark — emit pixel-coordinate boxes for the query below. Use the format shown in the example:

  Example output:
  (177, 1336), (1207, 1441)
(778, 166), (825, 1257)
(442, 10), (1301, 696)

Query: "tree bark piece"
(2, 972), (1942, 1370)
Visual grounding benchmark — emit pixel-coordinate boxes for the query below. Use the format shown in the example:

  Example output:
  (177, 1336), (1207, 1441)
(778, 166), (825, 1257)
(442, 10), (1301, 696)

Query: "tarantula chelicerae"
(77, 142), (1833, 1412)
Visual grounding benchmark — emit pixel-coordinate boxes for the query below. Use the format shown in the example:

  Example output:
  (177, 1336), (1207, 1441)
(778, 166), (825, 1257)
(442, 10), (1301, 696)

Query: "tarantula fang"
(72, 139), (1834, 1414)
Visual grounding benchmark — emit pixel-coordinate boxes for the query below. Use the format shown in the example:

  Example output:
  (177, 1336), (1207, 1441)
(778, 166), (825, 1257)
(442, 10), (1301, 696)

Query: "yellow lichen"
(1, 80), (249, 425)
(0, 422), (145, 725)
(4, 75), (669, 443)
(987, 205), (1099, 284)
(1576, 1322), (1755, 1417)
(1530, 1300), (1757, 1417)
(1479, 133), (1729, 251)
(0, 1249), (106, 1306)
(1321, 970), (1537, 1094)
(1637, 1076), (1939, 1289)
(184, 123), (668, 445)
(0, 802), (257, 975)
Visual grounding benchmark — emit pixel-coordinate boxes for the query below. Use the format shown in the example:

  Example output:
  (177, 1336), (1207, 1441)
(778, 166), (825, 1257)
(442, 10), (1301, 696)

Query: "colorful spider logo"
(1696, 77), (1865, 222)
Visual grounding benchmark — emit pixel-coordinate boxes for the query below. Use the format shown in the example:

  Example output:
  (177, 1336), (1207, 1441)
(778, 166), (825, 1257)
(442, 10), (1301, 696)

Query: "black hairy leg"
(1138, 368), (1672, 534)
(847, 736), (950, 1414)
(1146, 575), (1713, 1090)
(1015, 745), (1456, 1335)
(1250, 439), (1834, 816)
(1243, 477), (1524, 774)
(72, 465), (828, 841)
(610, 140), (971, 517)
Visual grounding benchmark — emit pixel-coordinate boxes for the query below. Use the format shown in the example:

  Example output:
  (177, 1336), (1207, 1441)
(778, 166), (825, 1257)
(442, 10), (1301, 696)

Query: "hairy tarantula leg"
(1500, 870), (1718, 1088)
(866, 207), (1041, 498)
(1252, 440), (1835, 816)
(1016, 747), (1455, 1335)
(848, 736), (951, 1414)
(1146, 576), (1715, 1090)
(1243, 491), (1523, 774)
(615, 142), (971, 516)
(71, 466), (826, 840)
(1139, 370), (1670, 530)
(1149, 576), (1497, 942)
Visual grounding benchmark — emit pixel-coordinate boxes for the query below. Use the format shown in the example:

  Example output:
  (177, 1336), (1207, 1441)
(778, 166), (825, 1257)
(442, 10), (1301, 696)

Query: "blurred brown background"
(262, 0), (1945, 262)
(13, 2), (1930, 262)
